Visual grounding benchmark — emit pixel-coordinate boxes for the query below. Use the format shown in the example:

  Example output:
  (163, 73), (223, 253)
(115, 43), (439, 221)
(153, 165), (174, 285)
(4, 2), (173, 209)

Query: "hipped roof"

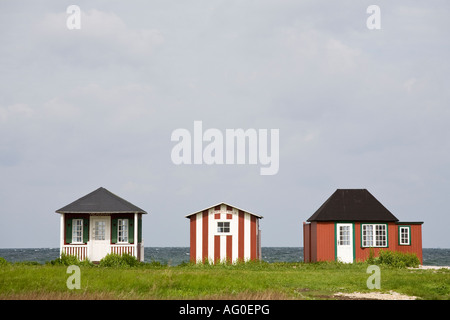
(55, 187), (147, 214)
(307, 189), (398, 222)
(185, 202), (263, 219)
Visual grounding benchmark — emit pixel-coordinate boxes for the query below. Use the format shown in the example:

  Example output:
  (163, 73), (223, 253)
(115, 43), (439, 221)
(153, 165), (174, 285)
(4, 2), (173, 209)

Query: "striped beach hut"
(56, 187), (147, 262)
(186, 202), (262, 264)
(303, 189), (423, 264)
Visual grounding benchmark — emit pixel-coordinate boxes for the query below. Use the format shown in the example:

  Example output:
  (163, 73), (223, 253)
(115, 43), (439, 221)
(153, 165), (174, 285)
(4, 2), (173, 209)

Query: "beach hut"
(186, 202), (262, 264)
(303, 189), (423, 264)
(55, 187), (147, 262)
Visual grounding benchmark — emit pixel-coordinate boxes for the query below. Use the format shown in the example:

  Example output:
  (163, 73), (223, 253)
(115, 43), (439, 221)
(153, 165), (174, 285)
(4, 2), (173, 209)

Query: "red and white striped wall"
(186, 203), (262, 263)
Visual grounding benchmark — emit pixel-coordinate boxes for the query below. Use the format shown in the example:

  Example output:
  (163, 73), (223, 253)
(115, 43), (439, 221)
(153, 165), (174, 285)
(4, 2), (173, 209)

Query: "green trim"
(398, 225), (411, 246)
(396, 221), (423, 225)
(353, 223), (356, 262)
(360, 223), (389, 248)
(334, 223), (337, 261)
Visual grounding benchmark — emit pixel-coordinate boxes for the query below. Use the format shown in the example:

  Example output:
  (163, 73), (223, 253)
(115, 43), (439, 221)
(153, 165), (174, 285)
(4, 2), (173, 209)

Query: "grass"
(1, 258), (449, 300)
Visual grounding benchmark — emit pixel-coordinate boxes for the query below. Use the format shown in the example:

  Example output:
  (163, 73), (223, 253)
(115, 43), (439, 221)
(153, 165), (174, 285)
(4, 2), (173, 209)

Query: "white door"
(90, 216), (110, 261)
(336, 223), (353, 263)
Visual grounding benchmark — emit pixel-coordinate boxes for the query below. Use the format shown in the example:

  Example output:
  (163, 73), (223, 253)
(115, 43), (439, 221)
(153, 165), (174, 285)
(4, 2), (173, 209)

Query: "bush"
(366, 247), (377, 265)
(377, 249), (420, 268)
(48, 253), (92, 266)
(0, 257), (10, 267)
(99, 253), (140, 267)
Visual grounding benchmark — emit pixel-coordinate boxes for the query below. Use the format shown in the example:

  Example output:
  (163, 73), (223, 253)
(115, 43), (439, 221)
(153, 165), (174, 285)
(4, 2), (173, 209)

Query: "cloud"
(0, 103), (34, 123)
(36, 9), (164, 67)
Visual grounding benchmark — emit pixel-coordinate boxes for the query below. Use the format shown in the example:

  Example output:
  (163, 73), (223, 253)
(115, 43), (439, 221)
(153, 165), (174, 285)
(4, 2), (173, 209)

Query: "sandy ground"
(411, 265), (450, 270)
(335, 265), (449, 300)
(334, 290), (416, 300)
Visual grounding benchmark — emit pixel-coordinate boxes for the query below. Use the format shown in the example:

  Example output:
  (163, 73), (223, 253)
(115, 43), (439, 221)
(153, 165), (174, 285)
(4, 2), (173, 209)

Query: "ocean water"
(0, 247), (449, 266)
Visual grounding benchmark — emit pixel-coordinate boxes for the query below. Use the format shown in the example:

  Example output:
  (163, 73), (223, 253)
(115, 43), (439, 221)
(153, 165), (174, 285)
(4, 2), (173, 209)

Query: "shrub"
(366, 247), (378, 265)
(0, 257), (9, 267)
(99, 253), (140, 267)
(48, 253), (92, 266)
(14, 261), (41, 266)
(377, 249), (420, 268)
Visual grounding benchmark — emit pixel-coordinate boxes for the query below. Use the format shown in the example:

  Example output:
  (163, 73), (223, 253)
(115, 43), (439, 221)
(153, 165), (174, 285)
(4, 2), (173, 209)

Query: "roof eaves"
(55, 210), (147, 214)
(185, 202), (263, 219)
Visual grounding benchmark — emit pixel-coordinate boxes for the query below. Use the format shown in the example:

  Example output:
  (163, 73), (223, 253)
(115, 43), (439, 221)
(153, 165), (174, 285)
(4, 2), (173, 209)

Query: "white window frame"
(118, 219), (129, 243)
(362, 224), (387, 248)
(217, 221), (230, 233)
(399, 226), (411, 245)
(72, 219), (84, 244)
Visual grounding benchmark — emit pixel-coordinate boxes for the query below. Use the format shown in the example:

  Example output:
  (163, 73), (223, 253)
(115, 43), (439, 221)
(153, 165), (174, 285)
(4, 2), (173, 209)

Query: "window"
(339, 225), (351, 246)
(362, 224), (387, 247)
(217, 221), (230, 233)
(72, 219), (83, 243)
(118, 219), (129, 243)
(94, 220), (106, 240)
(399, 226), (411, 245)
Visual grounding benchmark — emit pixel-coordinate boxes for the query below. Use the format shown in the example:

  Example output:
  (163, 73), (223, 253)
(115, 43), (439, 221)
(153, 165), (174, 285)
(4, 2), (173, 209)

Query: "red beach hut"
(303, 189), (423, 264)
(186, 202), (262, 264)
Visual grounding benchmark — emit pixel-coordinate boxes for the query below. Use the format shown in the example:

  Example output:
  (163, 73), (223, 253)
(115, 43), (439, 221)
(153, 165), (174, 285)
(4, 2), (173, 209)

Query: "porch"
(61, 242), (145, 262)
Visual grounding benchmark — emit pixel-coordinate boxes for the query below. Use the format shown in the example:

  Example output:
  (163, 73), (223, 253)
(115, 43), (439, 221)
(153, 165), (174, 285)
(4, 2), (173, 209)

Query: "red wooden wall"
(304, 221), (423, 264)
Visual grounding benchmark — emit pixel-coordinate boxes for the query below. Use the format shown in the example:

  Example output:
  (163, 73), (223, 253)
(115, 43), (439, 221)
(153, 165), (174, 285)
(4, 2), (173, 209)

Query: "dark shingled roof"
(307, 189), (398, 222)
(55, 187), (147, 214)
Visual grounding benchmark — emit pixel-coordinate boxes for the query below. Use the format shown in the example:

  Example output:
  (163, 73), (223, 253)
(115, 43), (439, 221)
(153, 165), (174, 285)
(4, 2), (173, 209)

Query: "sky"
(0, 0), (449, 248)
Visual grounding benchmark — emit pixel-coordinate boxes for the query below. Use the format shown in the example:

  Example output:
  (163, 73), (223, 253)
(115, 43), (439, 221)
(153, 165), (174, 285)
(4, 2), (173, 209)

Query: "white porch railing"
(61, 245), (89, 261)
(111, 243), (145, 261)
(110, 244), (135, 256)
(62, 242), (145, 262)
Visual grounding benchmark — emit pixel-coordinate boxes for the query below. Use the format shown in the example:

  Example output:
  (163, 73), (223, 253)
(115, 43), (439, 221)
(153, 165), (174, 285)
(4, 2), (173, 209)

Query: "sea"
(1, 247), (450, 266)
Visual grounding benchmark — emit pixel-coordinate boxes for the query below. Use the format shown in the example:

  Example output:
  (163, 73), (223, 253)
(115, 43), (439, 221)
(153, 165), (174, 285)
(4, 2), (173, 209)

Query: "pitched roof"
(55, 187), (147, 214)
(307, 189), (398, 222)
(185, 202), (263, 219)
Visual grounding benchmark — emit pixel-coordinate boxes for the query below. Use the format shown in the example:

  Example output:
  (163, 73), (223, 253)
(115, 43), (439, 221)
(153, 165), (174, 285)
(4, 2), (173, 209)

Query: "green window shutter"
(83, 218), (89, 243)
(65, 218), (73, 244)
(129, 219), (134, 244)
(138, 217), (142, 243)
(111, 218), (118, 244)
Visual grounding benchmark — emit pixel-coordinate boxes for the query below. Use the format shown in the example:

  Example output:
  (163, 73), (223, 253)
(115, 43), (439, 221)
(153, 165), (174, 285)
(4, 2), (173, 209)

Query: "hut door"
(90, 216), (110, 261)
(336, 223), (353, 263)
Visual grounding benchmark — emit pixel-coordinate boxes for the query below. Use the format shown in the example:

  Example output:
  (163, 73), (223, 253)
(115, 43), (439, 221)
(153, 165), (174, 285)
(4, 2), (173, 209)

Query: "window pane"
(400, 227), (409, 244)
(118, 219), (128, 242)
(217, 221), (230, 233)
(339, 226), (350, 245)
(362, 224), (387, 247)
(72, 219), (83, 243)
(94, 221), (105, 240)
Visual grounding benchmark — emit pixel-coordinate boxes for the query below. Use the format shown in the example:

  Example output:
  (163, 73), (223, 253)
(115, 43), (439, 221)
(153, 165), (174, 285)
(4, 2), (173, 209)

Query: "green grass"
(1, 259), (449, 300)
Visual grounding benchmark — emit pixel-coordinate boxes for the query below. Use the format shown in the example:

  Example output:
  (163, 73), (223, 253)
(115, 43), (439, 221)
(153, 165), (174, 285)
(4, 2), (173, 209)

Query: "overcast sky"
(1, 0), (449, 248)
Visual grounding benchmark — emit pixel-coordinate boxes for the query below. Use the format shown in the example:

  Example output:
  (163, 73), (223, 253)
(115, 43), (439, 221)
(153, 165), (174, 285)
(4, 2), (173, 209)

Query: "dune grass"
(1, 258), (449, 300)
